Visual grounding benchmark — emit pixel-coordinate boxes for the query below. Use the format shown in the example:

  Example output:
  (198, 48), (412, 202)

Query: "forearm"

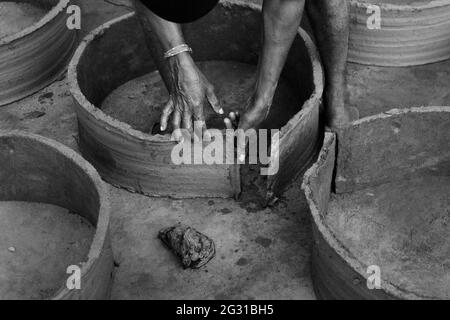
(256, 0), (305, 105)
(133, 0), (191, 88)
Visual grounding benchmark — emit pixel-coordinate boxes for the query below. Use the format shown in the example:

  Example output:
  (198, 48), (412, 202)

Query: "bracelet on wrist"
(163, 44), (193, 59)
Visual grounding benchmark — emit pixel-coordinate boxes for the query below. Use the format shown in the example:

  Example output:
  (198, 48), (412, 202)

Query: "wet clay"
(101, 60), (299, 135)
(0, 201), (94, 300)
(326, 175), (450, 299)
(0, 2), (48, 39)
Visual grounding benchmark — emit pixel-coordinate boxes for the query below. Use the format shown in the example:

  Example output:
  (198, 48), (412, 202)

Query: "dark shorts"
(139, 0), (220, 23)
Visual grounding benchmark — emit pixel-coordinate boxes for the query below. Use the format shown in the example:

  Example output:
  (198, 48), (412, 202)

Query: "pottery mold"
(348, 0), (450, 66)
(0, 0), (77, 106)
(303, 106), (450, 300)
(69, 0), (323, 199)
(0, 130), (114, 300)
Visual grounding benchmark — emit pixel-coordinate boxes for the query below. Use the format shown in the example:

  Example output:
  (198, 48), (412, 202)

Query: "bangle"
(163, 44), (193, 59)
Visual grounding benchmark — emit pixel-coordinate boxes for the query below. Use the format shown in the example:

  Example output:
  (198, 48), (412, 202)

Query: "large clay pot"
(0, 0), (77, 106)
(0, 131), (114, 300)
(303, 106), (450, 299)
(69, 0), (324, 199)
(348, 0), (450, 66)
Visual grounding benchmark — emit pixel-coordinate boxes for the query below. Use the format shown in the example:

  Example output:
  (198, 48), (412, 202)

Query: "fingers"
(206, 85), (224, 115)
(171, 110), (183, 142)
(229, 111), (240, 128)
(224, 118), (233, 130)
(167, 87), (222, 142)
(160, 98), (174, 132)
(182, 103), (210, 142)
(193, 120), (211, 142)
(192, 98), (207, 141)
(182, 106), (194, 136)
(192, 105), (208, 142)
(223, 111), (240, 130)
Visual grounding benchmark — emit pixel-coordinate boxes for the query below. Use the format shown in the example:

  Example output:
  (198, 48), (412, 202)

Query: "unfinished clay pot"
(349, 0), (450, 66)
(303, 107), (450, 299)
(346, 0), (450, 117)
(0, 0), (77, 106)
(0, 131), (113, 300)
(69, 0), (323, 199)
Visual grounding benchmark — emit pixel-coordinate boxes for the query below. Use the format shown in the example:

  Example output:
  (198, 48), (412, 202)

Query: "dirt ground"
(0, 0), (316, 300)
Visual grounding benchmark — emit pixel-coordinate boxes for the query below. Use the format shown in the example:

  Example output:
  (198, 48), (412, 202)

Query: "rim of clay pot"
(68, 0), (324, 144)
(350, 0), (450, 11)
(0, 0), (70, 46)
(303, 106), (450, 300)
(0, 130), (111, 300)
(280, 26), (324, 141)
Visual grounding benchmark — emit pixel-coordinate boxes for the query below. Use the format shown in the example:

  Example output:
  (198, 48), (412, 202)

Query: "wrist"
(252, 83), (277, 107)
(164, 44), (193, 59)
(167, 51), (194, 70)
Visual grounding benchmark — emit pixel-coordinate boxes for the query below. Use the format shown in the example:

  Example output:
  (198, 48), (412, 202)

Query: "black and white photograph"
(0, 0), (448, 307)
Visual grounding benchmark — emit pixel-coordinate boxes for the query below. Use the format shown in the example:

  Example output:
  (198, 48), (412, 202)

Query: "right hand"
(161, 52), (223, 141)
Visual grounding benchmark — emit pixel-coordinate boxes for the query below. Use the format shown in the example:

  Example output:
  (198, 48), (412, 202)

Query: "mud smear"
(327, 175), (450, 299)
(0, 201), (94, 299)
(0, 2), (48, 40)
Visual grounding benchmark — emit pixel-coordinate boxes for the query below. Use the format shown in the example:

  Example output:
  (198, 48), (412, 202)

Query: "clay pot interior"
(76, 7), (315, 140)
(0, 133), (111, 300)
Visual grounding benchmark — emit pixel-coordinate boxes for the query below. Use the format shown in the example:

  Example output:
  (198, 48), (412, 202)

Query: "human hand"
(224, 93), (273, 163)
(161, 52), (223, 141)
(224, 92), (272, 130)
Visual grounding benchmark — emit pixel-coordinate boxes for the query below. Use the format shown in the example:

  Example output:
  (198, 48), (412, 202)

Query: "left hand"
(224, 93), (273, 162)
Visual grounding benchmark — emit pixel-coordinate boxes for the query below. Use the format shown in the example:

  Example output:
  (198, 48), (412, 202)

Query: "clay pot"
(346, 57), (450, 118)
(348, 0), (450, 66)
(0, 131), (113, 300)
(346, 1), (450, 118)
(0, 0), (77, 106)
(69, 0), (323, 199)
(303, 106), (450, 299)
